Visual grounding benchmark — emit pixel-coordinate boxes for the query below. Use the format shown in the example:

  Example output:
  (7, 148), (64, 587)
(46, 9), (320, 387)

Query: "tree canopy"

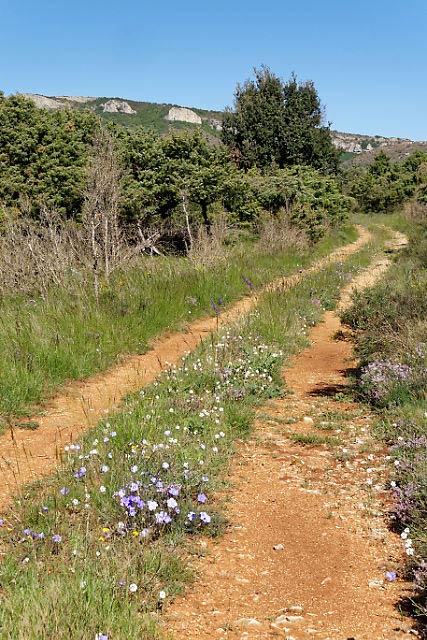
(0, 94), (96, 218)
(221, 67), (339, 173)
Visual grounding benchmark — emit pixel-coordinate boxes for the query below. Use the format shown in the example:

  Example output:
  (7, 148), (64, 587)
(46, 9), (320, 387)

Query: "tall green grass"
(0, 226), (357, 420)
(0, 224), (388, 639)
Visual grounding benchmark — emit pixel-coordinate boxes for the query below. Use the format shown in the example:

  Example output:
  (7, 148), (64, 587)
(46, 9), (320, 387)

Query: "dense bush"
(345, 150), (427, 214)
(0, 93), (96, 217)
(248, 165), (353, 240)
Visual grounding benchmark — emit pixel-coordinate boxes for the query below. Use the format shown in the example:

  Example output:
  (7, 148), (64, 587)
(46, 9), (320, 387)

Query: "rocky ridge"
(331, 130), (414, 154)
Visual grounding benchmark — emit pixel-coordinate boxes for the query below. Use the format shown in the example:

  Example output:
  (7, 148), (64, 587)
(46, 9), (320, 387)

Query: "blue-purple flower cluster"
(360, 359), (413, 403)
(5, 320), (284, 615)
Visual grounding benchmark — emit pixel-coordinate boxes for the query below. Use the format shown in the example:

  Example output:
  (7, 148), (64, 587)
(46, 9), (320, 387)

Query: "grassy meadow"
(0, 225), (357, 425)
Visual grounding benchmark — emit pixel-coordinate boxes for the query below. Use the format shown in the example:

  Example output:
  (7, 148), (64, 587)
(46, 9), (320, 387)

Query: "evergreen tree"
(222, 67), (339, 173)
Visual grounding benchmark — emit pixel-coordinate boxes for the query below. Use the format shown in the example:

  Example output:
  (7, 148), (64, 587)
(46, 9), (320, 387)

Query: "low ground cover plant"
(0, 234), (381, 639)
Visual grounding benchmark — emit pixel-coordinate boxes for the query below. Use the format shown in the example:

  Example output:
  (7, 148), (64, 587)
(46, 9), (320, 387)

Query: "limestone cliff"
(165, 106), (202, 125)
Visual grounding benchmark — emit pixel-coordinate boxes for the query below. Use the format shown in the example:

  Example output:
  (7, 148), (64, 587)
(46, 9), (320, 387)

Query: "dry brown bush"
(256, 215), (308, 253)
(0, 129), (160, 298)
(404, 199), (427, 223)
(0, 209), (84, 296)
(0, 210), (161, 298)
(188, 215), (230, 266)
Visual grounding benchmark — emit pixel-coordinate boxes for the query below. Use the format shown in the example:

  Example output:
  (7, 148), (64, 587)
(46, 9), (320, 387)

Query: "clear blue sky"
(1, 0), (426, 139)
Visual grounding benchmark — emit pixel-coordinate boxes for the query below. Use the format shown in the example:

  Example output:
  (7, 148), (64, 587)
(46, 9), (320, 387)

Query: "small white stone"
(235, 618), (263, 628)
(368, 579), (384, 588)
(287, 606), (304, 614)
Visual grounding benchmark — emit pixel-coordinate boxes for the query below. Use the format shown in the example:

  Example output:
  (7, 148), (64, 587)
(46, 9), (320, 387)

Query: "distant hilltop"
(15, 93), (427, 162)
(17, 93), (224, 140)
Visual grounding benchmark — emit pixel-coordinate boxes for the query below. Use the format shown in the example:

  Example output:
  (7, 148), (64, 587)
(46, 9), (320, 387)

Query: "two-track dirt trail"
(0, 229), (372, 508)
(163, 230), (414, 640)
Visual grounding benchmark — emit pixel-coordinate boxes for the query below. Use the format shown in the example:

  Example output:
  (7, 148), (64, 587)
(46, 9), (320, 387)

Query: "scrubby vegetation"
(344, 149), (427, 214)
(0, 83), (347, 241)
(342, 207), (427, 628)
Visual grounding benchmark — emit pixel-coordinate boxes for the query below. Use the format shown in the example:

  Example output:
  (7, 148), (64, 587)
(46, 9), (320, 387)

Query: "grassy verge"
(0, 224), (388, 639)
(341, 214), (427, 631)
(0, 227), (359, 423)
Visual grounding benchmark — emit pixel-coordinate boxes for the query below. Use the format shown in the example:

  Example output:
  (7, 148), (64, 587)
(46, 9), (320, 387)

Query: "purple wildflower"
(360, 359), (413, 403)
(155, 511), (172, 525)
(197, 493), (207, 503)
(52, 534), (62, 543)
(166, 497), (178, 509)
(414, 560), (427, 590)
(200, 512), (211, 524)
(241, 275), (255, 290)
(60, 487), (69, 496)
(210, 300), (220, 315)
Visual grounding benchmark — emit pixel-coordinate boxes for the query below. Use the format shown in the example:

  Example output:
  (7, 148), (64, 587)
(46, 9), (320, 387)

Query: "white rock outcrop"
(165, 106), (202, 125)
(209, 118), (223, 131)
(21, 94), (65, 110)
(102, 100), (136, 114)
(20, 94), (96, 110)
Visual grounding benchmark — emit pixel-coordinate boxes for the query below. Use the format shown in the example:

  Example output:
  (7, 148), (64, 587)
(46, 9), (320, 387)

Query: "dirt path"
(0, 228), (373, 508)
(163, 230), (413, 640)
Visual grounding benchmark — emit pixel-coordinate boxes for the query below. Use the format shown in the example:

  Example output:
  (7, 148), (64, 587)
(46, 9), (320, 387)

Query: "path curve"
(0, 228), (371, 508)
(163, 229), (412, 639)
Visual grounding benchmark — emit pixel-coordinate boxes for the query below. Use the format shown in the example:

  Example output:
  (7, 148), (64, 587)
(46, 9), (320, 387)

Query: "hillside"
(14, 93), (427, 162)
(333, 130), (427, 165)
(340, 137), (427, 165)
(20, 93), (224, 140)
